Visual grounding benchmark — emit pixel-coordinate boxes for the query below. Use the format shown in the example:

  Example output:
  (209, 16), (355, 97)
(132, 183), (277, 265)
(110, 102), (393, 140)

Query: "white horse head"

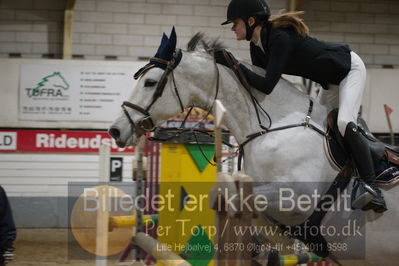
(109, 27), (198, 146)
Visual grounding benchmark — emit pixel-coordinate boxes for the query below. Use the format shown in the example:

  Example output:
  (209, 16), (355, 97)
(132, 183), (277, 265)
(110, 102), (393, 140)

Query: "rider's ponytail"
(269, 11), (309, 37)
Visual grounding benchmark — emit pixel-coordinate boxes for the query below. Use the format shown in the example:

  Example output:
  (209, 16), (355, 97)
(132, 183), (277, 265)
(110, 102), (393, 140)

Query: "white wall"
(0, 153), (135, 197)
(0, 58), (143, 129)
(1, 0), (399, 67)
(0, 152), (136, 227)
(363, 69), (399, 133)
(302, 0), (399, 67)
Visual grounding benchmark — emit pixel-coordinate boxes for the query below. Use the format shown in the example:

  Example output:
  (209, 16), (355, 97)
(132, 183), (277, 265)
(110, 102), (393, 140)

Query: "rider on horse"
(217, 0), (387, 213)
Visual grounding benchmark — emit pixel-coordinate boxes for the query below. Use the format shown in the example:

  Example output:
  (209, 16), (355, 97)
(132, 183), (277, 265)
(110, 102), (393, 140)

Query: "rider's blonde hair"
(269, 11), (309, 37)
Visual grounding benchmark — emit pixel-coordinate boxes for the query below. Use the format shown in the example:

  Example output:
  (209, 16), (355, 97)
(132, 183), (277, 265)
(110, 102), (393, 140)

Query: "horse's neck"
(215, 68), (323, 144)
(180, 53), (326, 144)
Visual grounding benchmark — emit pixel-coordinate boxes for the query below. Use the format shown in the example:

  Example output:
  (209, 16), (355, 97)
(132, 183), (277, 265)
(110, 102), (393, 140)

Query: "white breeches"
(318, 51), (367, 136)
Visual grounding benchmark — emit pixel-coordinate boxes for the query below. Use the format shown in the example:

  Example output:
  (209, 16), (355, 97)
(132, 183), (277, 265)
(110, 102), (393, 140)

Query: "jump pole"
(214, 99), (226, 172)
(96, 144), (111, 266)
(133, 232), (190, 266)
(132, 135), (147, 263)
(212, 100), (232, 264)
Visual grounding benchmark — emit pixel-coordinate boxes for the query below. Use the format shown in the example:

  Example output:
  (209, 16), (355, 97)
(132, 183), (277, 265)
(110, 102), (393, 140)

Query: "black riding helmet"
(221, 0), (271, 41)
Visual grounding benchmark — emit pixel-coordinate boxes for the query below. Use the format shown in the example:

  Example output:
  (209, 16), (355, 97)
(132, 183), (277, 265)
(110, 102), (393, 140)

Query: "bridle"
(121, 49), (185, 137)
(121, 49), (221, 138)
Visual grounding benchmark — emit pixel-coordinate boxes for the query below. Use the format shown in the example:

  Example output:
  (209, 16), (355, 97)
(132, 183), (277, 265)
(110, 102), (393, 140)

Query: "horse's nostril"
(109, 128), (120, 139)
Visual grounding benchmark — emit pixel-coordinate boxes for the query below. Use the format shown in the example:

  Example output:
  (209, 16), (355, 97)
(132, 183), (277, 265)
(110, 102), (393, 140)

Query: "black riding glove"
(213, 49), (229, 68)
(238, 64), (274, 95)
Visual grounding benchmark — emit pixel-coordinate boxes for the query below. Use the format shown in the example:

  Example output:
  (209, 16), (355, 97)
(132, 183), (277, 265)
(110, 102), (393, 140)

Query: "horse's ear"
(168, 27), (177, 52)
(162, 27), (177, 60)
(161, 32), (169, 47)
(152, 28), (177, 63)
(155, 33), (169, 57)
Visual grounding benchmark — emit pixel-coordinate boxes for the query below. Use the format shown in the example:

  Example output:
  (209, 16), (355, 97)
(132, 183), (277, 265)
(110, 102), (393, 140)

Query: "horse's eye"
(144, 79), (157, 87)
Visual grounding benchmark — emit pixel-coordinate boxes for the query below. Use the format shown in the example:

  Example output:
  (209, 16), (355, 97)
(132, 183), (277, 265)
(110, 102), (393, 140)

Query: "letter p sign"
(110, 157), (123, 182)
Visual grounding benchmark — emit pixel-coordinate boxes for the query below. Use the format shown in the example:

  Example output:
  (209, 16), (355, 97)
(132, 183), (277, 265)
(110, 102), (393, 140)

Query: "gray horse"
(109, 29), (399, 265)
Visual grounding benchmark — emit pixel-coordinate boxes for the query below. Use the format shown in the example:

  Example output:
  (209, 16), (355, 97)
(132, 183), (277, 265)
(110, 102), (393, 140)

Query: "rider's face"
(231, 18), (246, 40)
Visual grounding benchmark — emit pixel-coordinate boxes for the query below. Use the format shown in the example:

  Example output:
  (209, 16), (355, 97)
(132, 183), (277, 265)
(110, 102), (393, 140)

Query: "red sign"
(0, 130), (135, 153)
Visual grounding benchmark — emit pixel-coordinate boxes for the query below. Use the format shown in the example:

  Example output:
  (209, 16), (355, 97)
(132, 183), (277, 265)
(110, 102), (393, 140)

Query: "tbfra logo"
(25, 72), (70, 98)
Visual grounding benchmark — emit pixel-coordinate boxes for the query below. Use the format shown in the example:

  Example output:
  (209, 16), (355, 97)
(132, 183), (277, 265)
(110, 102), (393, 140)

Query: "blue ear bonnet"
(150, 27), (182, 69)
(134, 27), (182, 79)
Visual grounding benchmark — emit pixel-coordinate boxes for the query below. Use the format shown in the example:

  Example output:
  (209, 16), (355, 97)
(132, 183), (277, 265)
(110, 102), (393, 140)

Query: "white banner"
(0, 132), (17, 150)
(19, 63), (138, 122)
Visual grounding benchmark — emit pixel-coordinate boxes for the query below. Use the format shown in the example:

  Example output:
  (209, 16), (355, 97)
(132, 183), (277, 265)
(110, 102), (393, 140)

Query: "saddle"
(325, 109), (399, 185)
(279, 112), (399, 259)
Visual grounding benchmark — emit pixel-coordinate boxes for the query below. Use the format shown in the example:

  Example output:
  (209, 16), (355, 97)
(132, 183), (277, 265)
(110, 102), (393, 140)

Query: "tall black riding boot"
(344, 122), (387, 213)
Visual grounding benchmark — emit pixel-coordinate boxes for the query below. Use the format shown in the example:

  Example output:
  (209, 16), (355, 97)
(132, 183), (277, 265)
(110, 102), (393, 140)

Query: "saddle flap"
(327, 109), (338, 132)
(386, 150), (399, 166)
(386, 144), (399, 154)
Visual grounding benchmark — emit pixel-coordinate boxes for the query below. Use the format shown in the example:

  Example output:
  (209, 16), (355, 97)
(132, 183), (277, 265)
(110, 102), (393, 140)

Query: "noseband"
(121, 49), (184, 136)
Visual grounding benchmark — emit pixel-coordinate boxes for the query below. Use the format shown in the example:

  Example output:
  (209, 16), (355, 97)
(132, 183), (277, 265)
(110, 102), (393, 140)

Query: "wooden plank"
(287, 0), (305, 11)
(63, 0), (76, 59)
(133, 232), (190, 266)
(297, 0), (306, 10)
(0, 162), (98, 170)
(0, 161), (133, 170)
(0, 177), (104, 185)
(2, 184), (50, 193)
(96, 186), (110, 265)
(0, 154), (134, 162)
(0, 154), (99, 162)
(0, 169), (100, 177)
(0, 149), (138, 197)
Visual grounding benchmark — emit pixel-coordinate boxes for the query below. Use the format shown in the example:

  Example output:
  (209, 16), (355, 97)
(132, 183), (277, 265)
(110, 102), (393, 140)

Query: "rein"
(220, 50), (327, 171)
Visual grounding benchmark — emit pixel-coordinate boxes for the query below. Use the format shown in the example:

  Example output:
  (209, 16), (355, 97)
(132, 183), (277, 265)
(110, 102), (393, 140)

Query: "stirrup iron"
(351, 180), (376, 209)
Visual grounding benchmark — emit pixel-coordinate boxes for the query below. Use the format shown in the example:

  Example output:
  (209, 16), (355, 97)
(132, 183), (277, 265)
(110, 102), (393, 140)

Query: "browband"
(133, 49), (183, 80)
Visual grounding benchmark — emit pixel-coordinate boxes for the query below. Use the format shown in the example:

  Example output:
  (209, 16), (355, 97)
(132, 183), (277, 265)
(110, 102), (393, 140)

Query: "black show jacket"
(243, 24), (352, 94)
